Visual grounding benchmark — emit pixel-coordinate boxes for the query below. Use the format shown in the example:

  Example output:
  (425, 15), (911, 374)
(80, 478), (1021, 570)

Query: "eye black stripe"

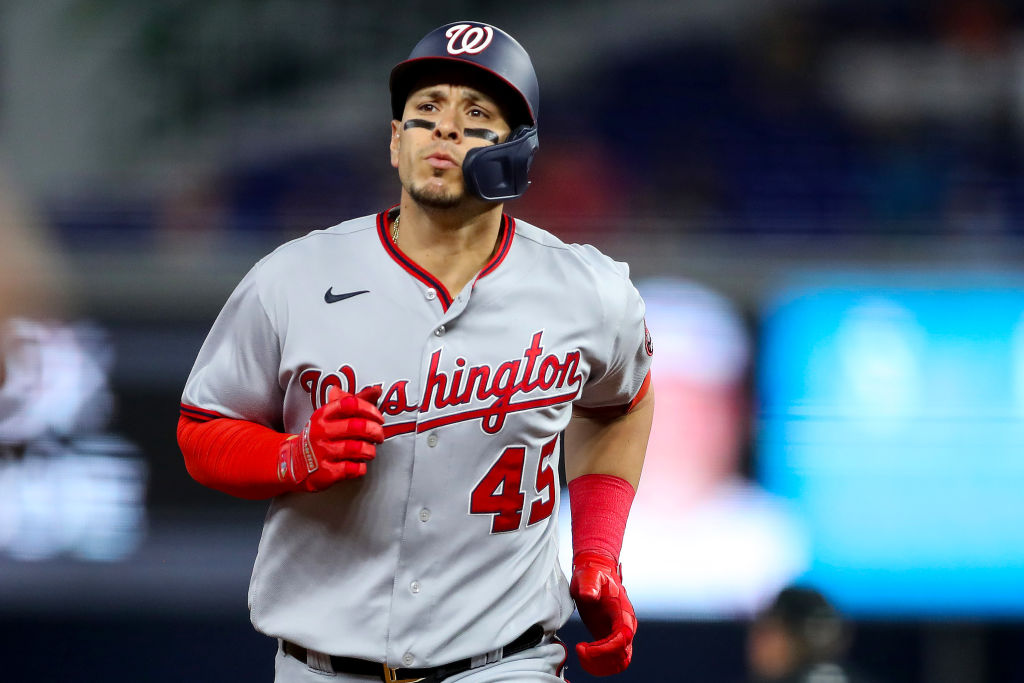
(404, 119), (436, 131)
(464, 128), (500, 144)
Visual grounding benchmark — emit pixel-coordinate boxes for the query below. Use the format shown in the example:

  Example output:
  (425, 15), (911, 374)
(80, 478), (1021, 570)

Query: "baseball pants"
(273, 636), (568, 682)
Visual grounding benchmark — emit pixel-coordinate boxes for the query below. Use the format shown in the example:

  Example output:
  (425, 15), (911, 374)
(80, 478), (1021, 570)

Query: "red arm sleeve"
(568, 473), (636, 563)
(177, 414), (293, 500)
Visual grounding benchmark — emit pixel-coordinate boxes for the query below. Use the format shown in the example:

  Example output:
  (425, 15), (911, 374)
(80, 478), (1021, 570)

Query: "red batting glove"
(278, 386), (384, 492)
(570, 550), (638, 677)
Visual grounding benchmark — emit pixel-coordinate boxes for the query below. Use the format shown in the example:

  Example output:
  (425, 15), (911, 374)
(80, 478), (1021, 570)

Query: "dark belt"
(282, 623), (544, 683)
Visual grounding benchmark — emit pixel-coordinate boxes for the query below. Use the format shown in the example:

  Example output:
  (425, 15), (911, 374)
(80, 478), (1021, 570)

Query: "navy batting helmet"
(390, 21), (539, 201)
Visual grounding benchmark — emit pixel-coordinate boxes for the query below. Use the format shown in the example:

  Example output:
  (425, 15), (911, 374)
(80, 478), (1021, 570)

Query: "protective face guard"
(461, 125), (539, 201)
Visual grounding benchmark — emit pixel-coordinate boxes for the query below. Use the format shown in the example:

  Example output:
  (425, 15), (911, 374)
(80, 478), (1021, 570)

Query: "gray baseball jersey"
(181, 209), (651, 669)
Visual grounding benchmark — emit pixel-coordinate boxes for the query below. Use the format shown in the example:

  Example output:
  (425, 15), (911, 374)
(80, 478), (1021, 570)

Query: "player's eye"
(417, 102), (439, 113)
(467, 107), (489, 118)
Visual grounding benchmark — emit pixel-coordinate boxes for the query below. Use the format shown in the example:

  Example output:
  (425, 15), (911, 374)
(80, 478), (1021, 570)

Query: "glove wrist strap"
(277, 424), (318, 485)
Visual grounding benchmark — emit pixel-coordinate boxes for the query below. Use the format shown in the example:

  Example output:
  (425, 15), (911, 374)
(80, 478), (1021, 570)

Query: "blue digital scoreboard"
(758, 276), (1024, 617)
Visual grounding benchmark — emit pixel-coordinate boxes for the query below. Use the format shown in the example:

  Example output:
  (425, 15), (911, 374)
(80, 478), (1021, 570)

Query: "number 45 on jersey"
(470, 436), (558, 534)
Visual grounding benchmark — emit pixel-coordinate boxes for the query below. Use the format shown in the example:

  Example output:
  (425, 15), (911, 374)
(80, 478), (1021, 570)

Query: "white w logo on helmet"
(445, 24), (494, 55)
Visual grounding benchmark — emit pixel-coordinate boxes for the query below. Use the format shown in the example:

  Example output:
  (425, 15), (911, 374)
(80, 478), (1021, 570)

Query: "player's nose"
(433, 108), (462, 142)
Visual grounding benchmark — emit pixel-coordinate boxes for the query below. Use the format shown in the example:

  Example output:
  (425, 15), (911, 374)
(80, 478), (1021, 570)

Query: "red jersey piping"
(180, 403), (226, 422)
(375, 209), (516, 308)
(377, 210), (454, 310)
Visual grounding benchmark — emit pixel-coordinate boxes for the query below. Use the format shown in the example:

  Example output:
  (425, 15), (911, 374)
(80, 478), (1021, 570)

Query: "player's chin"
(408, 181), (464, 210)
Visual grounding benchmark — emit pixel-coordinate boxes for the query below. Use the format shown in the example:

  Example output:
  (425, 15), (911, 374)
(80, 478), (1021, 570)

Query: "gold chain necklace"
(391, 214), (401, 243)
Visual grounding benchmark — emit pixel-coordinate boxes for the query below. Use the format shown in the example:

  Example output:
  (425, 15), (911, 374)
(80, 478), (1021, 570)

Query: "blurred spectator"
(746, 585), (874, 683)
(0, 169), (68, 321)
(561, 277), (808, 617)
(0, 170), (147, 562)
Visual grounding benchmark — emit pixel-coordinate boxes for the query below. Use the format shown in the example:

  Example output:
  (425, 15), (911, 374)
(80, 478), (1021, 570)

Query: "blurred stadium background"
(3, 1), (1024, 681)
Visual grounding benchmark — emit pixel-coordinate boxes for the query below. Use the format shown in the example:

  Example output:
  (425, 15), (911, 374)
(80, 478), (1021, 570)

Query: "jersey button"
(426, 433), (438, 447)
(425, 288), (436, 301)
(410, 581), (421, 594)
(434, 325), (446, 336)
(419, 508), (431, 522)
(402, 653), (415, 667)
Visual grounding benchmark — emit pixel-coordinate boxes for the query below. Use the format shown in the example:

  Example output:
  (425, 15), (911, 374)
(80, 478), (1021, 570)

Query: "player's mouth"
(425, 152), (459, 169)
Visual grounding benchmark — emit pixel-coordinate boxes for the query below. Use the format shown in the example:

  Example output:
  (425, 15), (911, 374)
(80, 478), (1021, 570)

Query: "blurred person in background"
(0, 168), (146, 562)
(0, 168), (67, 322)
(562, 277), (808, 617)
(746, 585), (873, 683)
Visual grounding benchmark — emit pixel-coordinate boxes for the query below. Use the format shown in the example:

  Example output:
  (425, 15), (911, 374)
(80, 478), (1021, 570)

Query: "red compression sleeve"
(568, 473), (636, 563)
(177, 414), (293, 500)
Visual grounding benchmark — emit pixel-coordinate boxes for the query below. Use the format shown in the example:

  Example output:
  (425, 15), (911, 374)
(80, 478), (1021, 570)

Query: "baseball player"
(178, 21), (653, 683)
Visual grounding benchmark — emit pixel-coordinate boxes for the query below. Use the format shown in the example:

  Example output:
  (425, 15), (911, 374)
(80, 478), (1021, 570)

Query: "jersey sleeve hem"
(572, 370), (651, 420)
(180, 403), (228, 422)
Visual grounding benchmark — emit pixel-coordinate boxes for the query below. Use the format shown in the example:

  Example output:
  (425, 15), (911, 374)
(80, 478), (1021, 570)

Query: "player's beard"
(407, 176), (464, 210)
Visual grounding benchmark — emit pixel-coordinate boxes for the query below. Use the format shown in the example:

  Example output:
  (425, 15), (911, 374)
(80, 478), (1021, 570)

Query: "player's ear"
(389, 120), (401, 168)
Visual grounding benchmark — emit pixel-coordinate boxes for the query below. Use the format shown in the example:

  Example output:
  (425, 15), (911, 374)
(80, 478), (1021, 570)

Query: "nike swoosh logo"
(324, 288), (370, 304)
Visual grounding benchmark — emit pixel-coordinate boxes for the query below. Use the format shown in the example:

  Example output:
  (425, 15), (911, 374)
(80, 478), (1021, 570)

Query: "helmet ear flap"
(462, 125), (538, 201)
(508, 124), (536, 143)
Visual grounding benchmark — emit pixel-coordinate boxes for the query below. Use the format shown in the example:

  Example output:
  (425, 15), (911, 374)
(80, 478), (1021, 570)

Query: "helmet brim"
(389, 56), (537, 128)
